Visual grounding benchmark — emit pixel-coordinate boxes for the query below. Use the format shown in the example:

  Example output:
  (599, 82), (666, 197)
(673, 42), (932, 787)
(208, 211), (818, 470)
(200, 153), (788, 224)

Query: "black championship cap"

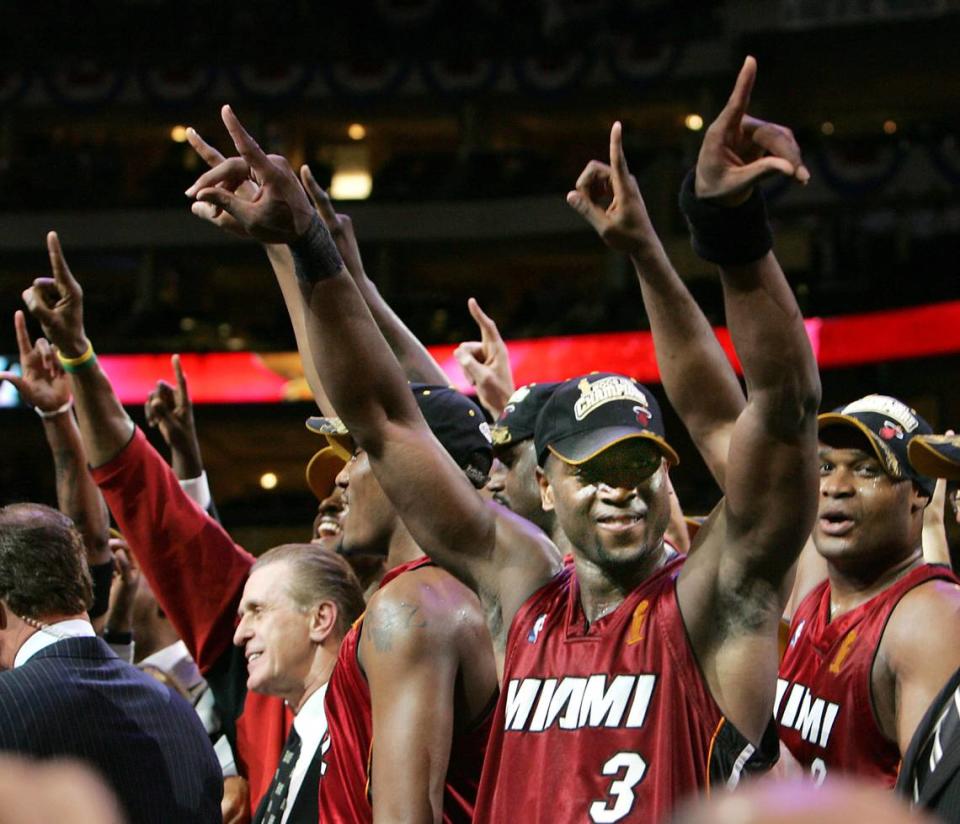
(818, 394), (935, 496)
(306, 384), (493, 486)
(534, 372), (679, 468)
(490, 382), (561, 451)
(909, 434), (960, 481)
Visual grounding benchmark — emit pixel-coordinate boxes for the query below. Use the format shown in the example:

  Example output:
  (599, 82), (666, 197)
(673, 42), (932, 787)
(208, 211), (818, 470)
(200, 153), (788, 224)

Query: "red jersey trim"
(705, 717), (726, 799)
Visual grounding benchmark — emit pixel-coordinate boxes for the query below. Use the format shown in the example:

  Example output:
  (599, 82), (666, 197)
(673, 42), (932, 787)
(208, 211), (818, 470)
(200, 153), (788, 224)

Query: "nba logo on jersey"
(528, 614), (547, 643)
(790, 620), (806, 649)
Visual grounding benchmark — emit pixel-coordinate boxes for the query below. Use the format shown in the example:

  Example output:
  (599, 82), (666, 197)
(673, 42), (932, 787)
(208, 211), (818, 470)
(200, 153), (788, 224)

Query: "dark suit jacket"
(897, 665), (960, 822)
(0, 636), (222, 823)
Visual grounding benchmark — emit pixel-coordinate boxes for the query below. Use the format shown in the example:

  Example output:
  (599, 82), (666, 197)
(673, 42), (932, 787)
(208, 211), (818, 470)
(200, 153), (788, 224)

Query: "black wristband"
(678, 168), (773, 265)
(88, 559), (115, 620)
(289, 215), (345, 285)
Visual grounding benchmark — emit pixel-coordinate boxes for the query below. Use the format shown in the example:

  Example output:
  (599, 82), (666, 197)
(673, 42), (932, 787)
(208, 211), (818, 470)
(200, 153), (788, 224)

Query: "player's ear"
(309, 600), (337, 644)
(0, 601), (7, 631)
(911, 482), (931, 516)
(536, 466), (555, 512)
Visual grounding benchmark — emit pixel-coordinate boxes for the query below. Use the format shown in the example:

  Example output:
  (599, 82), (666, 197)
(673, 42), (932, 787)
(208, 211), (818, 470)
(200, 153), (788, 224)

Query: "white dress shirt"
(283, 683), (328, 824)
(13, 619), (96, 668)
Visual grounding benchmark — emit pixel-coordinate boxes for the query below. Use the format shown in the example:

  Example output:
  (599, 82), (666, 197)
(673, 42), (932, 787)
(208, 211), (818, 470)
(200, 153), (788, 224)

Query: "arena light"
(330, 170), (372, 200)
(883, 119), (898, 135)
(6, 301), (960, 407)
(684, 113), (704, 132)
(821, 121), (835, 136)
(347, 123), (367, 141)
(170, 125), (189, 143)
(260, 472), (278, 490)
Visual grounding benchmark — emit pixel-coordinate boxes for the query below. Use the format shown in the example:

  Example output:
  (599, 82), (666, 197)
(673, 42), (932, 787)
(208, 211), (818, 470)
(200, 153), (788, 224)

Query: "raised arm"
(663, 57), (820, 743)
(454, 298), (516, 419)
(22, 233), (134, 467)
(0, 309), (113, 622)
(145, 355), (203, 480)
(300, 166), (449, 387)
(186, 107), (558, 645)
(691, 59), (820, 579)
(145, 355), (219, 519)
(922, 477), (952, 567)
(567, 122), (745, 489)
(186, 129), (447, 407)
(21, 233), (254, 670)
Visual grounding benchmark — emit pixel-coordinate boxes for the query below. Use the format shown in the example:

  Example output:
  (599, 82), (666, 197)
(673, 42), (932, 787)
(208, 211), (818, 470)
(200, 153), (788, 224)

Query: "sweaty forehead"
(817, 442), (878, 465)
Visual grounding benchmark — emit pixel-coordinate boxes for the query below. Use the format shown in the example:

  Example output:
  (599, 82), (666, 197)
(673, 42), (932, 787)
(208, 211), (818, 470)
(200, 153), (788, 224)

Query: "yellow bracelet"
(57, 340), (96, 371)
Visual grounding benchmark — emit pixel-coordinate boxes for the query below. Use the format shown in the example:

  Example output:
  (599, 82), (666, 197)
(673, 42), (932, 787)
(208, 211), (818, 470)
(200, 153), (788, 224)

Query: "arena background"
(2, 0), (960, 556)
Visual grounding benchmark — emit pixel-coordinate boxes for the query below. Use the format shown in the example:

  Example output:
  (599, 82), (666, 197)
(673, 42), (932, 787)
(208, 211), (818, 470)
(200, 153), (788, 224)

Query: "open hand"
(567, 122), (659, 257)
(455, 298), (515, 417)
(695, 56), (810, 204)
(0, 310), (71, 413)
(185, 105), (316, 244)
(22, 232), (88, 359)
(185, 127), (261, 239)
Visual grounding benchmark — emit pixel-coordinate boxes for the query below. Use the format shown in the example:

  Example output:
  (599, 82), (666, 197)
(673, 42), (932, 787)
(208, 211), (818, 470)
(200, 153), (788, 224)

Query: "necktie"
(256, 726), (302, 824)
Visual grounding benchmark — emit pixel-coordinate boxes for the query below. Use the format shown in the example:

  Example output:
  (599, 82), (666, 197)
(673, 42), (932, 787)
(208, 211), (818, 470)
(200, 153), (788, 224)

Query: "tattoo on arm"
(366, 602), (427, 653)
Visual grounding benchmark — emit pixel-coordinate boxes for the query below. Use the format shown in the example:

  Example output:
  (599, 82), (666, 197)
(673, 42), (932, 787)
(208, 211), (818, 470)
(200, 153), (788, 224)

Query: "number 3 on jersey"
(589, 752), (647, 823)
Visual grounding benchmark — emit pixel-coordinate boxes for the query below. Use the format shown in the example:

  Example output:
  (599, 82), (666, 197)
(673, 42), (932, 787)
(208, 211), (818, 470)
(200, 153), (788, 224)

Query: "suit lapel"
(919, 738), (960, 805)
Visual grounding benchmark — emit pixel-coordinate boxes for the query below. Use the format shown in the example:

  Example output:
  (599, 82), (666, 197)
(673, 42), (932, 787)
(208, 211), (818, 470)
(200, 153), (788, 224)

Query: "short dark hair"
(252, 543), (365, 639)
(0, 503), (93, 620)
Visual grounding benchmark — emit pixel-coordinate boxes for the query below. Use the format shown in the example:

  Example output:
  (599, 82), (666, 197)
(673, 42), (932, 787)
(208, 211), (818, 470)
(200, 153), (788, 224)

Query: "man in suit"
(0, 502), (223, 824)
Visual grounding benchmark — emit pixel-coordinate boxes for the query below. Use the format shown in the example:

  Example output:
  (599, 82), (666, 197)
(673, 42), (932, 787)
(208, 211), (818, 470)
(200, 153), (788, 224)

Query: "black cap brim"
(547, 426), (679, 467)
(818, 413), (902, 478)
(909, 436), (960, 481)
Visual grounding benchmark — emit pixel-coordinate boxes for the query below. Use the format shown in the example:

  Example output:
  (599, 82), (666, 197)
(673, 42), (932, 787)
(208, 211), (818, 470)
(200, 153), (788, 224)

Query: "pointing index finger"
(609, 121), (630, 192)
(13, 310), (32, 360)
(468, 297), (503, 343)
(221, 105), (271, 177)
(172, 354), (189, 403)
(718, 56), (757, 130)
(300, 165), (337, 224)
(46, 232), (80, 298)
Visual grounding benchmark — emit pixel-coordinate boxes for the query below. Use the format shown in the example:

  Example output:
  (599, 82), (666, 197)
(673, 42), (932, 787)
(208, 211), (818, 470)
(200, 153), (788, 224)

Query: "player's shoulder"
(365, 563), (483, 649)
(883, 574), (960, 662)
(889, 575), (960, 629)
(489, 498), (564, 580)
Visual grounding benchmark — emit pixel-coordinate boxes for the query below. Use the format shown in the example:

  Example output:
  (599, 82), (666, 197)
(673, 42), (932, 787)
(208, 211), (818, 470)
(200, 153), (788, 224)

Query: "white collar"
(14, 619), (96, 668)
(292, 683), (328, 747)
(139, 640), (203, 691)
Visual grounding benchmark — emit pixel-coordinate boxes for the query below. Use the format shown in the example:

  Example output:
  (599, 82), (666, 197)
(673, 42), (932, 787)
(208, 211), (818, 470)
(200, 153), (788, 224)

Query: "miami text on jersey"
(504, 674), (657, 732)
(775, 678), (841, 748)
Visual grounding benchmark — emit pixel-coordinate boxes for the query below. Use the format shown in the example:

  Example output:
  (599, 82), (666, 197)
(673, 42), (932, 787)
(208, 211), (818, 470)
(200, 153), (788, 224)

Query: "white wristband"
(179, 470), (212, 511)
(35, 398), (74, 420)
